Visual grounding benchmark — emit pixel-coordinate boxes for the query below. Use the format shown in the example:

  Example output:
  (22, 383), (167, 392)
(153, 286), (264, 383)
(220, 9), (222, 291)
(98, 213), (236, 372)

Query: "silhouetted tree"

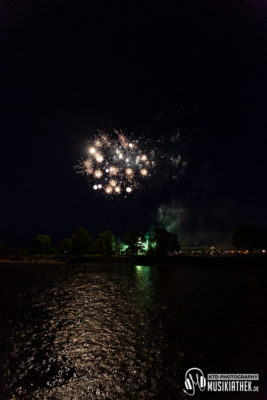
(71, 228), (92, 255)
(123, 231), (145, 255)
(57, 238), (72, 255)
(152, 228), (180, 256)
(146, 232), (157, 255)
(12, 247), (27, 258)
(94, 231), (115, 255)
(232, 225), (267, 252)
(33, 234), (51, 255)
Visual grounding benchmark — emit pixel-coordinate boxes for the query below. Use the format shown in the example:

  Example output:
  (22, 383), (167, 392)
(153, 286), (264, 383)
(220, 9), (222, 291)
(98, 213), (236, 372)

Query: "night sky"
(0, 0), (266, 246)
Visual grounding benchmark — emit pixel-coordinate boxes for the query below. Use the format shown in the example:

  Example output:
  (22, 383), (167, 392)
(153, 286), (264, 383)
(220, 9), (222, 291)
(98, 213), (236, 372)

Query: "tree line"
(0, 224), (266, 259)
(0, 227), (181, 258)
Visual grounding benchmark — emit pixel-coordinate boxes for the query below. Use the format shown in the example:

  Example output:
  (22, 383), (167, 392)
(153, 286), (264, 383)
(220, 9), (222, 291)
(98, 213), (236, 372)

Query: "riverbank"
(0, 254), (266, 266)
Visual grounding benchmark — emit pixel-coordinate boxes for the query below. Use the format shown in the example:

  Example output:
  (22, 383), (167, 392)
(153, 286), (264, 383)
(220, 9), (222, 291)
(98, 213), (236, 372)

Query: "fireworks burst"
(77, 130), (156, 195)
(76, 121), (188, 197)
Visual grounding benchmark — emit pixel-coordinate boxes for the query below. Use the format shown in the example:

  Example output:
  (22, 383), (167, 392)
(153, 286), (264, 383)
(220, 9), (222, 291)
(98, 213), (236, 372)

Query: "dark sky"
(0, 0), (266, 245)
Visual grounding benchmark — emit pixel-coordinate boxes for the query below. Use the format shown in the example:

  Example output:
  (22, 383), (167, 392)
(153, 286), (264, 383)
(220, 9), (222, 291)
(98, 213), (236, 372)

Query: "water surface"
(0, 263), (265, 399)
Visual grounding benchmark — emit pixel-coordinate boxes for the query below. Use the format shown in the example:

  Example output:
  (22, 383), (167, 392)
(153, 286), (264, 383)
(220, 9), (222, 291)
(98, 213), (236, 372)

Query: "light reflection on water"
(0, 263), (265, 400)
(0, 265), (185, 399)
(135, 265), (152, 304)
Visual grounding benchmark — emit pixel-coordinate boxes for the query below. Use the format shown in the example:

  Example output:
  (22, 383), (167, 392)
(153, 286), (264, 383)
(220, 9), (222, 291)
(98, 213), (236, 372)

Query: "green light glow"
(135, 265), (152, 305)
(135, 265), (151, 272)
(121, 243), (129, 252)
(120, 232), (156, 255)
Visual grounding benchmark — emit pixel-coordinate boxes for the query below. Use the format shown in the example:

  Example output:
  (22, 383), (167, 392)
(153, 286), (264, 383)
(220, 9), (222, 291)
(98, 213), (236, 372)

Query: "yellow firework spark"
(95, 153), (104, 163)
(110, 179), (117, 187)
(89, 147), (96, 155)
(95, 140), (102, 147)
(140, 168), (148, 176)
(105, 186), (113, 194)
(126, 168), (134, 177)
(94, 169), (103, 178)
(109, 166), (118, 175)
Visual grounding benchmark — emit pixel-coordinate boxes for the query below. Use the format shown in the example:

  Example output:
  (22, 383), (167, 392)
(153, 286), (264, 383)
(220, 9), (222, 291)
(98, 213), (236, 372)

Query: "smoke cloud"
(156, 199), (235, 246)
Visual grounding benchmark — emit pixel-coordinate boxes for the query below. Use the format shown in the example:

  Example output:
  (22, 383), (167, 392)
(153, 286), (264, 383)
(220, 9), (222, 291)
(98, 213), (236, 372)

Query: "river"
(0, 263), (265, 399)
